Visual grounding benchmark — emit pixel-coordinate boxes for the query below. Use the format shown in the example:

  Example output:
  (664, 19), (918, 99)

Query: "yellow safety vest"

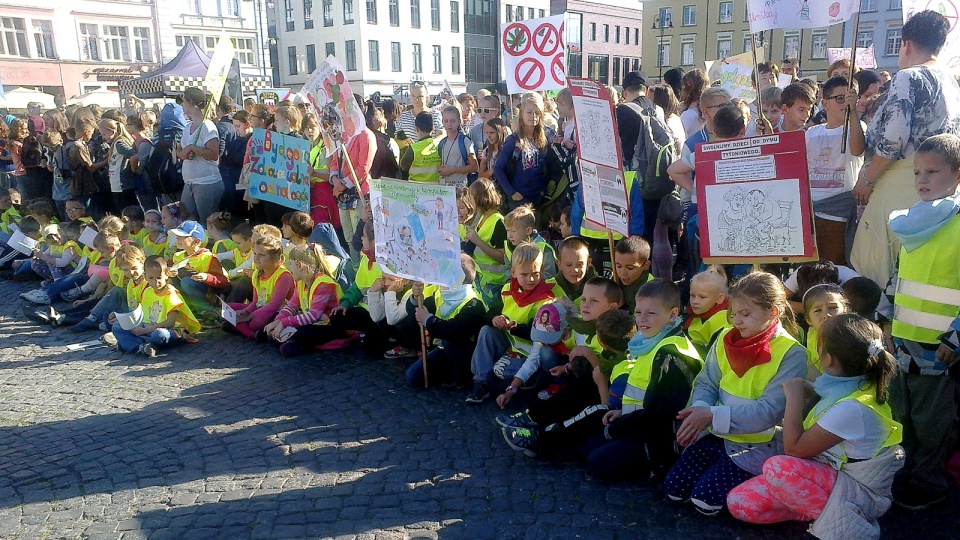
(108, 257), (126, 288)
(140, 286), (201, 334)
(473, 212), (507, 287)
(0, 206), (21, 233)
(131, 228), (148, 245)
(686, 309), (730, 353)
(50, 241), (82, 268)
(141, 233), (168, 258)
(211, 238), (237, 255)
(805, 326), (824, 376)
(309, 142), (329, 179)
(622, 335), (702, 413)
(355, 253), (383, 309)
(802, 386), (902, 468)
(82, 246), (102, 266)
(504, 235), (556, 267)
(409, 137), (442, 183)
(173, 249), (216, 274)
(252, 266), (291, 308)
(892, 214), (960, 344)
(578, 172), (636, 240)
(432, 285), (479, 320)
(125, 278), (148, 309)
(713, 327), (800, 444)
(500, 285), (556, 353)
(298, 274), (340, 324)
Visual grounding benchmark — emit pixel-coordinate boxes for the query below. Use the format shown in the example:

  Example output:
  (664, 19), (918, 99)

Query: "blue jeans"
(177, 277), (214, 313)
(90, 287), (130, 324)
(686, 208), (701, 278)
(111, 322), (186, 353)
(405, 339), (475, 388)
(470, 325), (511, 384)
(45, 273), (87, 301)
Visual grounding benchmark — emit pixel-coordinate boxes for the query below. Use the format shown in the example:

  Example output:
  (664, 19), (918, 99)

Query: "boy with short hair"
(466, 242), (557, 404)
(400, 112), (441, 183)
(504, 204), (557, 281)
(878, 133), (960, 510)
(169, 221), (229, 316)
(842, 276), (882, 320)
(684, 265), (730, 354)
(64, 197), (93, 226)
(613, 236), (654, 313)
(548, 236), (597, 305)
(0, 189), (21, 233)
(759, 86), (783, 132)
(777, 82), (816, 132)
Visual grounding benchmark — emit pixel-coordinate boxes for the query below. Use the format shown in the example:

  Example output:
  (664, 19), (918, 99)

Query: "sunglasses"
(477, 107), (496, 114)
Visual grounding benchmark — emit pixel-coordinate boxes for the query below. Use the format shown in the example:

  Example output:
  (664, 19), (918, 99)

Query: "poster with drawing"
(568, 78), (629, 237)
(247, 128), (311, 211)
(719, 63), (758, 103)
(301, 56), (368, 157)
(903, 0), (960, 70)
(369, 179), (465, 289)
(695, 131), (817, 263)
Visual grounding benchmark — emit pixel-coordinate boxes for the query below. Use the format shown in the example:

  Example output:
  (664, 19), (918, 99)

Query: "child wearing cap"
(23, 222), (83, 281)
(494, 301), (573, 408)
(168, 220), (229, 316)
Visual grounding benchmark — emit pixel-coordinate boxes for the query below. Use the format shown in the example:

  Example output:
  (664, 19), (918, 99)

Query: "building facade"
(840, 0), (903, 72)
(464, 0), (550, 93)
(551, 0), (643, 87)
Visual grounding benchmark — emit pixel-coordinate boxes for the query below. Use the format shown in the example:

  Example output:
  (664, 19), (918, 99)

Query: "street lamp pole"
(651, 15), (673, 81)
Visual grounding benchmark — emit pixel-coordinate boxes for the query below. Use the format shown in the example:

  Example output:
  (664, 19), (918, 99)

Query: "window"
(367, 0), (378, 23)
(344, 0), (355, 23)
(539, 9), (545, 17)
(451, 45), (460, 74)
(288, 46), (298, 75)
(433, 44), (441, 72)
(226, 0), (240, 16)
(285, 0), (295, 31)
(325, 42), (335, 58)
(185, 0), (200, 14)
(133, 27), (152, 62)
(346, 40), (357, 70)
(451, 1), (460, 32)
(719, 1), (733, 23)
(856, 29), (873, 49)
(625, 26), (630, 45)
(206, 36), (217, 55)
(391, 41), (401, 71)
(323, 0), (334, 26)
(587, 54), (609, 83)
(528, 7), (534, 18)
(0, 17), (27, 57)
(603, 24), (609, 42)
(413, 43), (422, 72)
(306, 44), (317, 72)
(103, 25), (130, 61)
(810, 31), (827, 59)
(634, 28), (639, 44)
(369, 40), (380, 70)
(717, 32), (732, 59)
(431, 0), (440, 30)
(389, 0), (399, 25)
(889, 0), (901, 9)
(657, 36), (671, 67)
(658, 7), (672, 27)
(566, 12), (582, 47)
(590, 22), (596, 41)
(783, 32), (800, 59)
(175, 34), (201, 48)
(681, 36), (695, 65)
(682, 5), (696, 26)
(568, 52), (582, 77)
(304, 0), (315, 28)
(886, 27), (902, 56)
(632, 58), (640, 71)
(863, 0), (877, 10)
(411, 0), (421, 27)
(506, 4), (513, 23)
(32, 20), (55, 59)
(80, 24), (100, 61)
(515, 6), (522, 20)
(613, 57), (621, 85)
(615, 26), (620, 44)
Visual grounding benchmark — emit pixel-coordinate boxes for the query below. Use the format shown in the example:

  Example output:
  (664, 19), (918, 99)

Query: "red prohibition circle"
(502, 23), (532, 57)
(551, 53), (565, 85)
(533, 23), (561, 56)
(515, 57), (546, 90)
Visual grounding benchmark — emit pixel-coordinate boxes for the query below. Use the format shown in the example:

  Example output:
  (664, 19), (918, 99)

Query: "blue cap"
(169, 220), (205, 240)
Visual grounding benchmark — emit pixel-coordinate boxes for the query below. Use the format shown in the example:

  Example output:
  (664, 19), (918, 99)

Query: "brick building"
(551, 0), (643, 87)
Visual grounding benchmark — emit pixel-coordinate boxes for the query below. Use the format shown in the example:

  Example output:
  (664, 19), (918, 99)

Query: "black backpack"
(20, 135), (44, 168)
(55, 143), (73, 180)
(370, 131), (400, 179)
(146, 128), (184, 195)
(623, 100), (677, 201)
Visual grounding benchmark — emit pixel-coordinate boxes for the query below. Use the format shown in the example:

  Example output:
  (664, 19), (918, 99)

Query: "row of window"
(0, 17), (153, 63)
(662, 0), (901, 29)
(584, 55), (641, 87)
(587, 23), (641, 46)
(175, 35), (257, 65)
(504, 5), (546, 22)
(0, 17), (57, 60)
(182, 0), (241, 17)
(287, 0), (460, 32)
(288, 41), (461, 75)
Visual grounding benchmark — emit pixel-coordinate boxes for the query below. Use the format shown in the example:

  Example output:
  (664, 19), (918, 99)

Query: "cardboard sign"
(747, 0), (859, 34)
(369, 179), (465, 289)
(301, 56), (368, 157)
(827, 45), (877, 69)
(203, 35), (235, 107)
(695, 131), (817, 264)
(501, 15), (566, 94)
(720, 63), (758, 103)
(707, 48), (766, 82)
(246, 128), (311, 212)
(256, 88), (288, 107)
(568, 78), (629, 237)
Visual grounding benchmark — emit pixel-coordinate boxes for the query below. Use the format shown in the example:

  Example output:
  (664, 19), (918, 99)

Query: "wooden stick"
(418, 293), (430, 388)
(841, 8), (862, 154)
(339, 144), (362, 192)
(749, 32), (773, 135)
(607, 231), (618, 284)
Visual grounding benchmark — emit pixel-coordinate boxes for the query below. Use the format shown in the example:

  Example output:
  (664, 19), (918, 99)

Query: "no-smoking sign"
(533, 23), (562, 56)
(501, 15), (566, 94)
(551, 53), (565, 86)
(502, 23), (532, 56)
(515, 57), (546, 90)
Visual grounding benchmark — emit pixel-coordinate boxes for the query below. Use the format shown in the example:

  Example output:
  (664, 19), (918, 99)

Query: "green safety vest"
(802, 386), (902, 468)
(473, 212), (508, 287)
(622, 335), (702, 413)
(409, 137), (442, 183)
(686, 309), (730, 354)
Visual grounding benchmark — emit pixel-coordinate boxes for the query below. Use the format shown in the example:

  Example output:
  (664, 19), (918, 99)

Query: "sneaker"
(138, 343), (158, 358)
(60, 287), (85, 302)
(20, 289), (51, 305)
(101, 332), (119, 350)
(21, 305), (51, 325)
(68, 316), (99, 333)
(464, 382), (490, 404)
(537, 383), (565, 400)
(495, 410), (537, 430)
(502, 426), (540, 458)
(894, 488), (947, 511)
(383, 346), (418, 359)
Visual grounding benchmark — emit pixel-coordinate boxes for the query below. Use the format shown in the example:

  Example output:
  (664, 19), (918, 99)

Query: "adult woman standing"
(850, 10), (960, 287)
(176, 87), (224, 224)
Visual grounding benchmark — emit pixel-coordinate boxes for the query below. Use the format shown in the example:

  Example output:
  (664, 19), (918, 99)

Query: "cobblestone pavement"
(0, 281), (957, 540)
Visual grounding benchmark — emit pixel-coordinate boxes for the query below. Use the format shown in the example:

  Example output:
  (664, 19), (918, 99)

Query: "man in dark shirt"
(216, 96), (245, 215)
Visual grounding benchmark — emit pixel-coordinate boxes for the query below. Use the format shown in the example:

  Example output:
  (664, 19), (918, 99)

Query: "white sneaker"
(101, 332), (119, 350)
(138, 343), (157, 357)
(20, 289), (51, 305)
(61, 287), (85, 302)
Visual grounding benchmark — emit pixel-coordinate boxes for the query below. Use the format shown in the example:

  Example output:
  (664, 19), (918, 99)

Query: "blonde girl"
(494, 93), (550, 209)
(478, 118), (509, 180)
(223, 235), (293, 340)
(465, 178), (507, 305)
(98, 117), (138, 210)
(802, 284), (848, 378)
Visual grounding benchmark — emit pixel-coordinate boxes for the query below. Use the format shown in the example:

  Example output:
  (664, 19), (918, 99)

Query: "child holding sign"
(222, 236), (293, 340)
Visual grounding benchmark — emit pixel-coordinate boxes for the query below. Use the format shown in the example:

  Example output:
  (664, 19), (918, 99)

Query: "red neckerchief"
(722, 320), (781, 378)
(362, 249), (376, 270)
(684, 299), (729, 329)
(502, 279), (555, 307)
(546, 341), (570, 356)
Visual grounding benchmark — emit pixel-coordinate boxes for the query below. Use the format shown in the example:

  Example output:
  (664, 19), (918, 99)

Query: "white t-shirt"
(805, 123), (864, 220)
(666, 114), (685, 149)
(817, 399), (893, 468)
(783, 264), (860, 294)
(181, 120), (222, 186)
(679, 143), (697, 205)
(680, 107), (702, 139)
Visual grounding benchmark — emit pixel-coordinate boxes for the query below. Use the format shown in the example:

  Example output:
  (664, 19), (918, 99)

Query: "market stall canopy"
(118, 40), (269, 99)
(0, 87), (56, 111)
(67, 89), (121, 108)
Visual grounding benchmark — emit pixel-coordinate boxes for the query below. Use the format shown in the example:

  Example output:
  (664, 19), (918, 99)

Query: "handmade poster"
(707, 48), (765, 81)
(720, 63), (758, 103)
(747, 0), (859, 34)
(6, 230), (36, 256)
(568, 78), (629, 237)
(695, 131), (817, 263)
(246, 128), (310, 211)
(369, 179), (465, 289)
(827, 45), (877, 69)
(904, 0), (960, 70)
(78, 226), (98, 248)
(501, 15), (566, 94)
(256, 88), (288, 107)
(203, 35), (235, 107)
(301, 56), (368, 156)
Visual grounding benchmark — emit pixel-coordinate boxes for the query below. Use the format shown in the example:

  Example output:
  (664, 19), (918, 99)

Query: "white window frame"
(682, 5), (696, 26)
(717, 31), (732, 59)
(103, 25), (130, 62)
(681, 35), (695, 66)
(133, 27), (152, 63)
(810, 31), (827, 60)
(718, 1), (733, 23)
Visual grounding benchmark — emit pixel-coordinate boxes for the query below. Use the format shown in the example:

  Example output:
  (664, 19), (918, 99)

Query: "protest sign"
(78, 226), (99, 248)
(777, 74), (794, 88)
(720, 63), (758, 103)
(747, 0), (859, 34)
(567, 78), (629, 237)
(6, 230), (36, 256)
(369, 179), (464, 289)
(246, 128), (310, 211)
(707, 48), (765, 82)
(904, 0), (960, 70)
(827, 44), (877, 69)
(501, 15), (566, 94)
(695, 131), (817, 264)
(301, 56), (368, 156)
(203, 35), (235, 107)
(256, 88), (288, 107)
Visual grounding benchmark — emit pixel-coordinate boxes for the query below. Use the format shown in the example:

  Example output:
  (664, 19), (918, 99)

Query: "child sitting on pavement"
(802, 284), (848, 379)
(222, 235), (293, 340)
(140, 210), (169, 258)
(614, 236), (654, 313)
(684, 265), (730, 355)
(368, 274), (424, 359)
(504, 204), (557, 281)
(548, 236), (597, 305)
(329, 221), (391, 355)
(169, 221), (229, 317)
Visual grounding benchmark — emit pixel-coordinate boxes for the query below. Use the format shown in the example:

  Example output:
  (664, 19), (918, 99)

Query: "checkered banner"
(119, 75), (271, 98)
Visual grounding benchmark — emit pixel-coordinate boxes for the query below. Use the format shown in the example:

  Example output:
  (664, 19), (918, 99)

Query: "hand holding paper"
(220, 299), (237, 326)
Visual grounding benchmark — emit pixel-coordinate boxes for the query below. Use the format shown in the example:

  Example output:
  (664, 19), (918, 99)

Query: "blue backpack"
(437, 133), (478, 184)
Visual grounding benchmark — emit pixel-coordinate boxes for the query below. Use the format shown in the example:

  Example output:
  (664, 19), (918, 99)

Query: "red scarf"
(362, 249), (376, 270)
(722, 320), (781, 378)
(684, 299), (729, 329)
(502, 279), (555, 307)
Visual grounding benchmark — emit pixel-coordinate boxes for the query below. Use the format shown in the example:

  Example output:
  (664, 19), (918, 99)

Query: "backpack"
(438, 133), (478, 184)
(370, 131), (400, 179)
(146, 128), (183, 195)
(55, 144), (74, 180)
(20, 135), (44, 168)
(543, 143), (574, 209)
(624, 100), (677, 201)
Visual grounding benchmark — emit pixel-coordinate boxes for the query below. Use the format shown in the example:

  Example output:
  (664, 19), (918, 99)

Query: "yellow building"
(641, 0), (846, 80)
